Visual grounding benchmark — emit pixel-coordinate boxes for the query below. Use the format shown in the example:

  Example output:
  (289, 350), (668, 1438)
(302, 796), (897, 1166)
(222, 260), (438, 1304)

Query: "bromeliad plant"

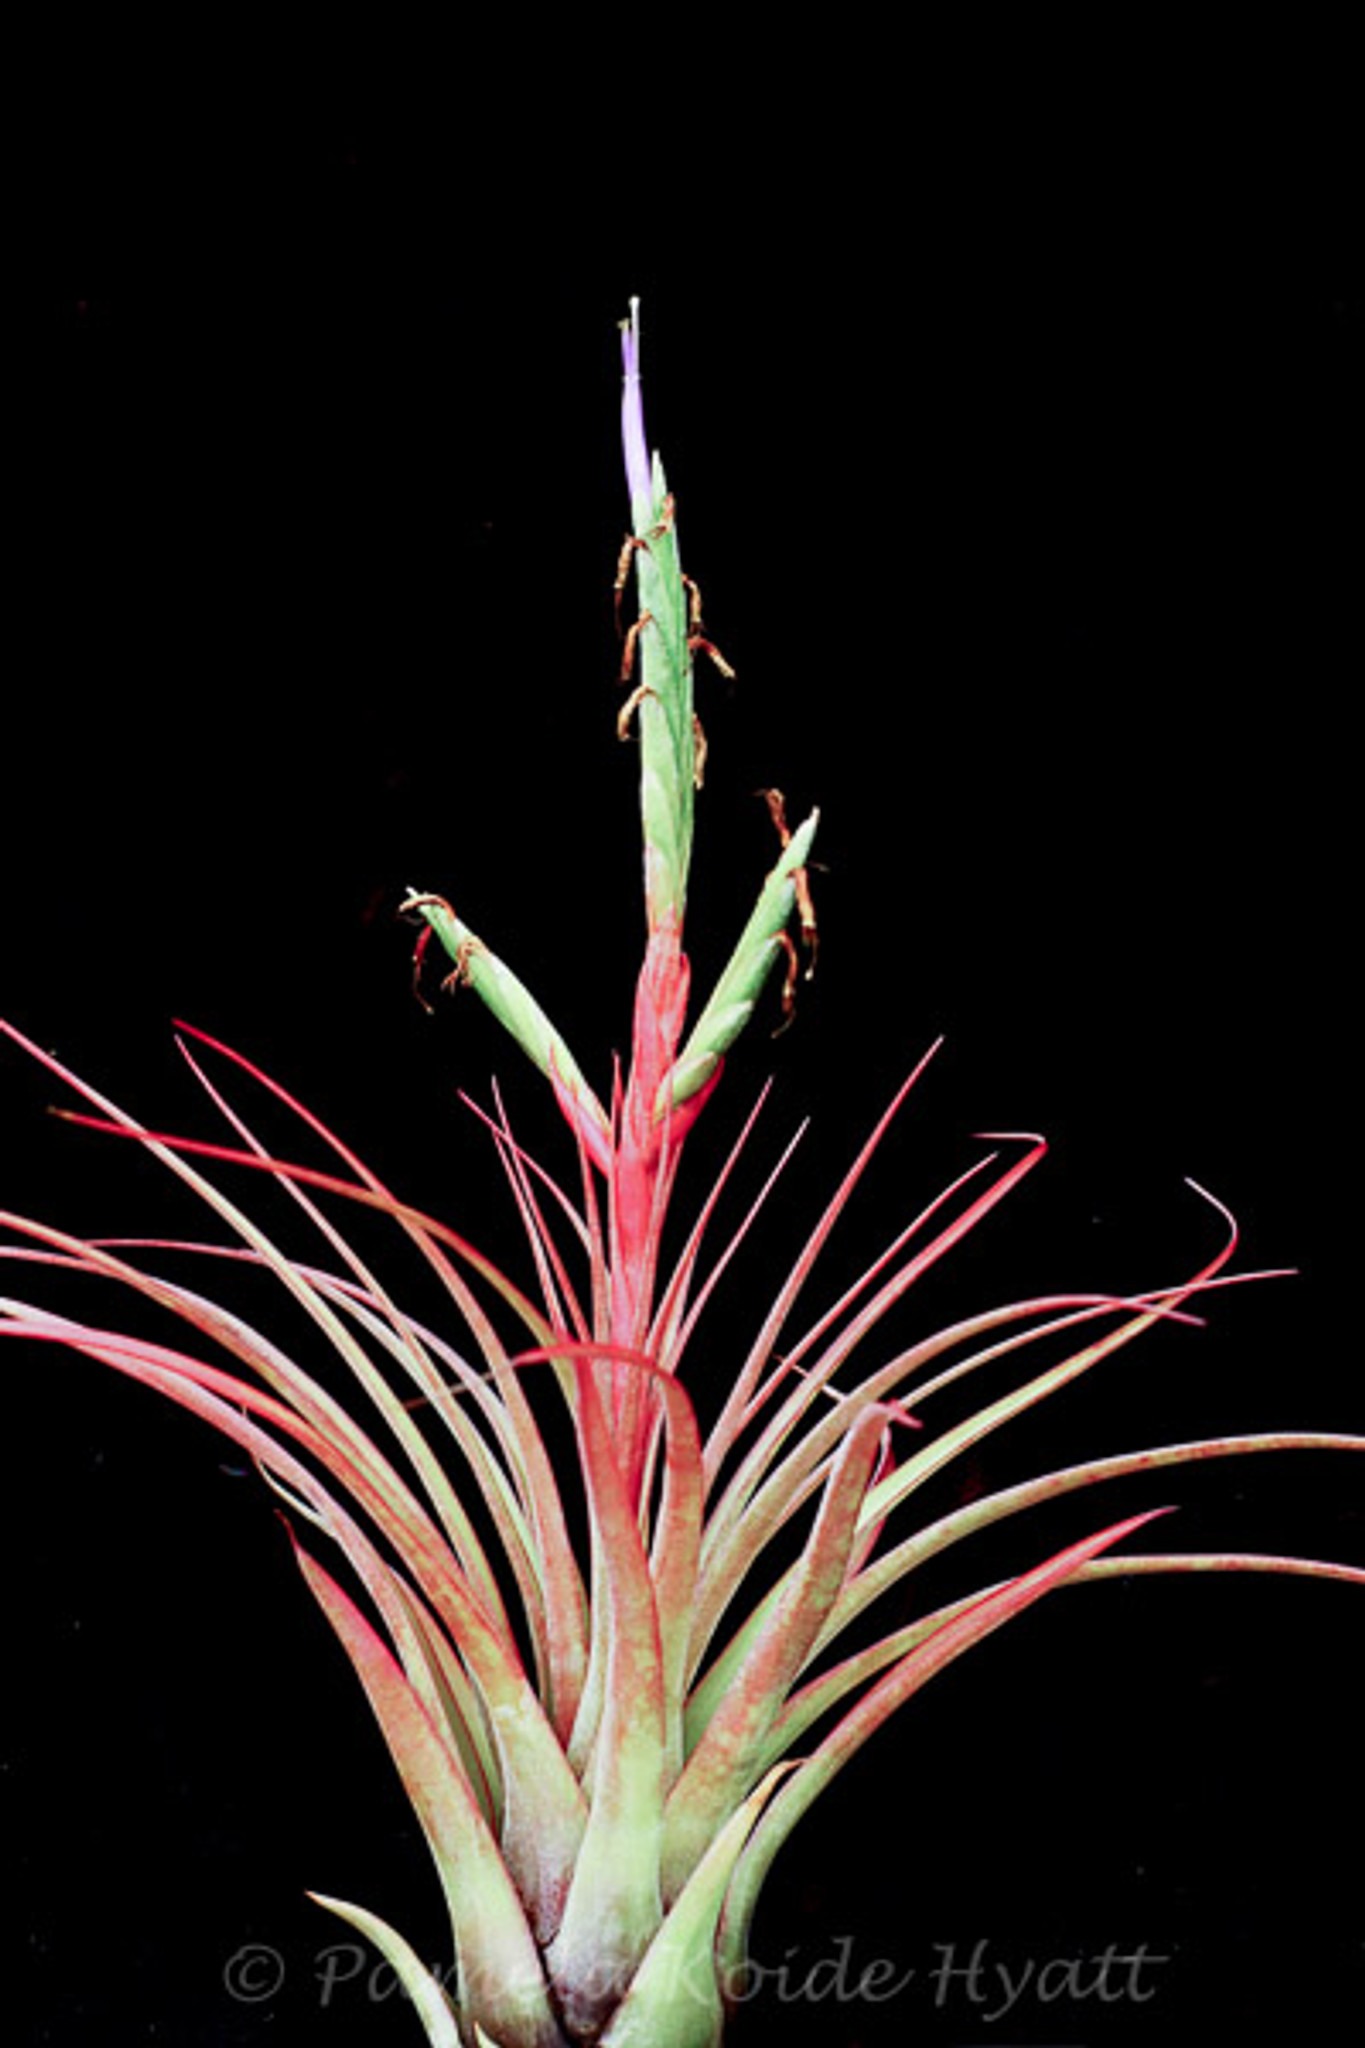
(3, 301), (1362, 2047)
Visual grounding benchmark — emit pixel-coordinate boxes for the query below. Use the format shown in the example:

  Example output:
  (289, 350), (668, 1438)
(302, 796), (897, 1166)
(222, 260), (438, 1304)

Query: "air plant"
(3, 299), (1361, 2048)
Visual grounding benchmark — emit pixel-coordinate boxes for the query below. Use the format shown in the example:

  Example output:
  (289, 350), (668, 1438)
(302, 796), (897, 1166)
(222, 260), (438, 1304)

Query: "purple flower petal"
(620, 297), (653, 524)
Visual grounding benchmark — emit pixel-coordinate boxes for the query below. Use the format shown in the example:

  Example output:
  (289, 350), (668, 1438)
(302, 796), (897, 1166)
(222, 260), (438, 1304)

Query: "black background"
(6, 88), (1361, 2046)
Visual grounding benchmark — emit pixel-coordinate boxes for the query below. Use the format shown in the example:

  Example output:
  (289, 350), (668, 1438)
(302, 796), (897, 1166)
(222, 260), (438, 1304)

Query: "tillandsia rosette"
(3, 300), (1362, 2048)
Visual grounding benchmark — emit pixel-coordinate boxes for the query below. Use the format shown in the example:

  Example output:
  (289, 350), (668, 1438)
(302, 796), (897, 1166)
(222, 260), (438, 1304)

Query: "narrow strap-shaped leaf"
(1, 1221), (526, 1686)
(170, 1024), (585, 1583)
(649, 1085), (801, 1382)
(684, 1272), (1232, 1743)
(546, 1348), (668, 2041)
(2, 1311), (498, 1823)
(715, 1508), (1170, 1982)
(688, 1276), (1209, 1700)
(1077, 1549), (1365, 1588)
(8, 1016), (591, 1762)
(598, 1765), (797, 2048)
(3, 1302), (588, 1945)
(485, 1089), (589, 1345)
(286, 1266), (557, 1717)
(691, 1138), (1048, 1671)
(4, 1191), (525, 1662)
(500, 1334), (704, 1792)
(702, 1047), (942, 1487)
(295, 1545), (569, 2048)
(307, 1893), (464, 2048)
(698, 1132), (1018, 1578)
(661, 1405), (887, 1900)
(857, 1224), (1238, 1537)
(12, 1021), (552, 1346)
(173, 1034), (524, 1648)
(648, 1369), (706, 1790)
(815, 1427), (1365, 1658)
(59, 1228), (561, 1726)
(2, 1020), (556, 1484)
(760, 1536), (1365, 1772)
(391, 1576), (503, 1829)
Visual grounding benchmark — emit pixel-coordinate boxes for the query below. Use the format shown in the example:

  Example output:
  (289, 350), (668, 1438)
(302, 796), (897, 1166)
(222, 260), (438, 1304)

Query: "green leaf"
(546, 1348), (667, 2041)
(662, 1405), (886, 1900)
(297, 1543), (569, 2048)
(813, 1427), (1365, 1668)
(715, 1507), (1172, 1981)
(599, 1767), (796, 2048)
(307, 1893), (463, 2048)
